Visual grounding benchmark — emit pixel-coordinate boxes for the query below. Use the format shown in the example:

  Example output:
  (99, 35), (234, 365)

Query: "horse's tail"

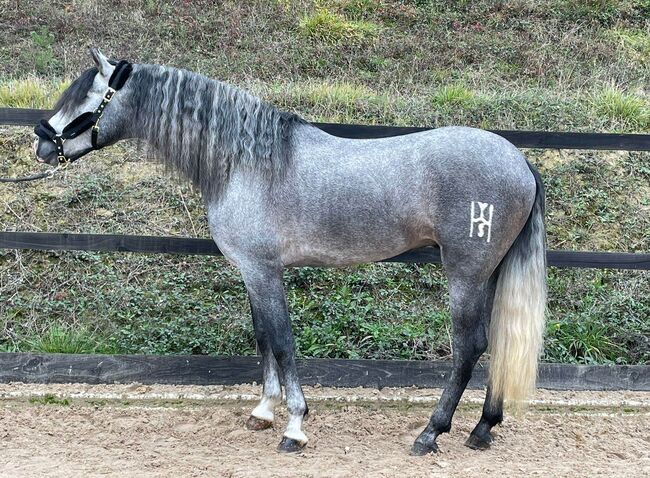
(488, 161), (547, 408)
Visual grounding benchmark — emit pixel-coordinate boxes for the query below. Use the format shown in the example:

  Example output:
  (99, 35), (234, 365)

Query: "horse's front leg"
(242, 265), (309, 452)
(246, 303), (282, 430)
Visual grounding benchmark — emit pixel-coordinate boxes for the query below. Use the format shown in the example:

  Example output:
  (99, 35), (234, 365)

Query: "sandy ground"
(0, 383), (648, 478)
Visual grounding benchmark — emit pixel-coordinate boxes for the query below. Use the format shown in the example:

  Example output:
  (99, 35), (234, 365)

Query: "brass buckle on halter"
(54, 135), (67, 166)
(103, 87), (116, 102)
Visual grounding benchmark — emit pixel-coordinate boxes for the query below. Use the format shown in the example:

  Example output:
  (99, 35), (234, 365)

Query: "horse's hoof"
(465, 432), (492, 450)
(246, 415), (273, 431)
(277, 436), (307, 453)
(410, 440), (439, 456)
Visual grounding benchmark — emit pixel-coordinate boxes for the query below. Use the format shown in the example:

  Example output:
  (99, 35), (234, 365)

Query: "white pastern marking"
(251, 395), (280, 422)
(284, 414), (308, 444)
(469, 201), (494, 243)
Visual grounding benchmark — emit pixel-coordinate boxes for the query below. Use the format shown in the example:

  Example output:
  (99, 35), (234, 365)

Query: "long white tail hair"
(488, 163), (547, 407)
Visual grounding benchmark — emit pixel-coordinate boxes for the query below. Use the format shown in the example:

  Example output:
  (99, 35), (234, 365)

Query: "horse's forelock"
(53, 67), (99, 116)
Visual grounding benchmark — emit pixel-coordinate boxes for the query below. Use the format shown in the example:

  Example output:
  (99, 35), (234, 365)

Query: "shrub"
(29, 27), (59, 74)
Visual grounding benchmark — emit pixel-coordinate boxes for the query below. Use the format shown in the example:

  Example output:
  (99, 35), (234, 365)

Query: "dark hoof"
(465, 432), (493, 450)
(410, 440), (439, 456)
(246, 415), (273, 431)
(277, 436), (306, 453)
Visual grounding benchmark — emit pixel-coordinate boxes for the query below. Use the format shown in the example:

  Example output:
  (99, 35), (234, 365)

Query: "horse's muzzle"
(34, 140), (59, 166)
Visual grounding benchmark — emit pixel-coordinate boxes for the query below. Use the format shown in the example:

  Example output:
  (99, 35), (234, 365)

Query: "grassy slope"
(0, 0), (648, 364)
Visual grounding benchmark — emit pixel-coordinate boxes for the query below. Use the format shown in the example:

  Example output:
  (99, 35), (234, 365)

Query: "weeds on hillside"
(593, 87), (649, 130)
(299, 8), (380, 43)
(27, 27), (59, 74)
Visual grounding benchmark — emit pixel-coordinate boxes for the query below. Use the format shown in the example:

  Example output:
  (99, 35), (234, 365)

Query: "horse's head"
(34, 48), (132, 166)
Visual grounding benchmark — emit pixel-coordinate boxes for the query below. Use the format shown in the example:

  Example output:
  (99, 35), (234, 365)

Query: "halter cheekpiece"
(34, 60), (132, 166)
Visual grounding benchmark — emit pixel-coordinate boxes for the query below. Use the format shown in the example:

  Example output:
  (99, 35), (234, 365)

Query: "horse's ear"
(88, 47), (113, 78)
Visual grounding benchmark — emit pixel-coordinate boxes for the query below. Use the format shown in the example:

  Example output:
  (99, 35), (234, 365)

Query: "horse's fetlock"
(429, 420), (451, 434)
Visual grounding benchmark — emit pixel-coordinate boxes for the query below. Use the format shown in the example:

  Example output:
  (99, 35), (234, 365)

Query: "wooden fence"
(0, 353), (648, 391)
(1, 107), (649, 390)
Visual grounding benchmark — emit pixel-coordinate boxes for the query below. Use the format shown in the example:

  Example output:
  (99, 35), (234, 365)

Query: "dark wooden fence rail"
(1, 232), (649, 270)
(1, 353), (648, 391)
(3, 108), (650, 151)
(2, 107), (650, 390)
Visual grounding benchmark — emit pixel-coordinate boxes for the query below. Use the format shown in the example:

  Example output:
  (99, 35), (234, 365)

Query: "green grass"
(287, 80), (382, 107)
(593, 87), (649, 130)
(299, 8), (380, 44)
(608, 27), (650, 64)
(0, 78), (68, 108)
(546, 317), (625, 364)
(262, 79), (392, 123)
(557, 0), (623, 25)
(2, 76), (645, 136)
(29, 394), (70, 406)
(22, 324), (116, 355)
(338, 0), (385, 19)
(431, 85), (477, 108)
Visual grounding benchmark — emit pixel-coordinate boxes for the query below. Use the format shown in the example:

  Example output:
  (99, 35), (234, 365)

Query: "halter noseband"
(34, 60), (132, 166)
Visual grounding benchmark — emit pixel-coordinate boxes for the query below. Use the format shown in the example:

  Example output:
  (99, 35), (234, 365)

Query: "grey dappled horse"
(34, 49), (547, 454)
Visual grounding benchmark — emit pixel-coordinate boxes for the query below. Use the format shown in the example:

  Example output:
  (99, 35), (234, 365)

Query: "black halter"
(34, 60), (132, 165)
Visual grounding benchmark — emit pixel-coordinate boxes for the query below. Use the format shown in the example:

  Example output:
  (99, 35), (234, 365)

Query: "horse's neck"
(124, 64), (306, 201)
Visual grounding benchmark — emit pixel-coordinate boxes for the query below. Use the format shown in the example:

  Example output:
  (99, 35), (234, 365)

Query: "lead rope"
(0, 163), (65, 183)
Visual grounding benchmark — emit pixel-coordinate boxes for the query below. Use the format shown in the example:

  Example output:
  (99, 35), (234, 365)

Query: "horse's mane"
(58, 63), (305, 200)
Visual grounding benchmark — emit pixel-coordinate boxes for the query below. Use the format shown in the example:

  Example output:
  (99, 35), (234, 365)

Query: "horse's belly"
(282, 243), (419, 267)
(279, 218), (435, 267)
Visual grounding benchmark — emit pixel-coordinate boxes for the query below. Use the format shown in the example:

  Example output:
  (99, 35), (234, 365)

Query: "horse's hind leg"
(465, 385), (503, 449)
(246, 302), (282, 431)
(411, 274), (497, 455)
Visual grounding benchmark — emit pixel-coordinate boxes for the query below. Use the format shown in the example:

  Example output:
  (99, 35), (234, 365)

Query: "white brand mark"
(469, 201), (494, 243)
